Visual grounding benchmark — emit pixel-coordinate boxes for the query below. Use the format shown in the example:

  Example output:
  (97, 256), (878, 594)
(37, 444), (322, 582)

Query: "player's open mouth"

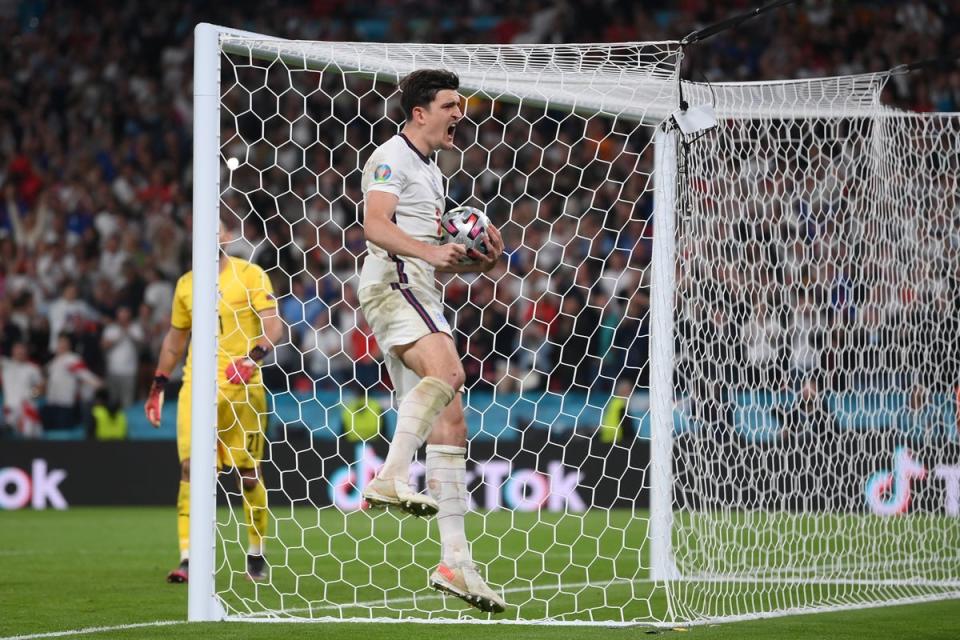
(447, 123), (457, 138)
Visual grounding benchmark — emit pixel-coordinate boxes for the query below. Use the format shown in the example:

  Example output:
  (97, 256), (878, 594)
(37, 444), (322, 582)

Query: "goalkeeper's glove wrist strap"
(152, 371), (170, 389)
(248, 345), (271, 363)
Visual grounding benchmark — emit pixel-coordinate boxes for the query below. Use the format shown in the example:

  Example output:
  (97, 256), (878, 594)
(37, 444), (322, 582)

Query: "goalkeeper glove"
(145, 371), (169, 427)
(225, 345), (271, 385)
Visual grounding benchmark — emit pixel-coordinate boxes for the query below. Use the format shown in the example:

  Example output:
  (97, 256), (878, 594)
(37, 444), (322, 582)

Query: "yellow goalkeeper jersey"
(171, 256), (277, 387)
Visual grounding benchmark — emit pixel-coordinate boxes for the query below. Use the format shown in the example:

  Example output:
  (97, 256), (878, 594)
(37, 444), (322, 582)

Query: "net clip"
(671, 104), (717, 135)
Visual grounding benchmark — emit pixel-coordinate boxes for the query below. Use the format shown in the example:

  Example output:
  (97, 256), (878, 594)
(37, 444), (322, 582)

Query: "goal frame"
(190, 22), (960, 626)
(189, 21), (682, 622)
(189, 22), (223, 622)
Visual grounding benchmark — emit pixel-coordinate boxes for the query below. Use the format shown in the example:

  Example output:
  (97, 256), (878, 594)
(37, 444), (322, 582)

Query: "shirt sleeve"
(246, 264), (277, 313)
(362, 147), (404, 198)
(170, 275), (192, 330)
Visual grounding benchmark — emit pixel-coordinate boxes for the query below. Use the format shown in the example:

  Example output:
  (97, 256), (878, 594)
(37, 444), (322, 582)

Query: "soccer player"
(145, 227), (283, 584)
(358, 69), (507, 613)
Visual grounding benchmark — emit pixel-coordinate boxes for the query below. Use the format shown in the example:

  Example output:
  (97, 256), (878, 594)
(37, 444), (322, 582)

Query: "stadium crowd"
(1, 0), (957, 437)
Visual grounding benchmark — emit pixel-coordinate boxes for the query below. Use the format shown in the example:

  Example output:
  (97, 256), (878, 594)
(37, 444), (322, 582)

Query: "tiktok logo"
(0, 460), (68, 510)
(325, 446), (587, 512)
(865, 447), (926, 516)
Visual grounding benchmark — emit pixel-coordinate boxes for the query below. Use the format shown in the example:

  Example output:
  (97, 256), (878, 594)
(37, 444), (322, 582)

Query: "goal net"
(193, 25), (960, 625)
(673, 102), (960, 620)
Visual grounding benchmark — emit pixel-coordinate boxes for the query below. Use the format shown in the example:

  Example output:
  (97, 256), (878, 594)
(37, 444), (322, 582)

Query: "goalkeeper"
(145, 227), (282, 584)
(357, 69), (506, 613)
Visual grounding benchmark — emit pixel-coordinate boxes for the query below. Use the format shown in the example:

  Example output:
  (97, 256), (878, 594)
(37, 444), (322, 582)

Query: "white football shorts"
(358, 282), (453, 401)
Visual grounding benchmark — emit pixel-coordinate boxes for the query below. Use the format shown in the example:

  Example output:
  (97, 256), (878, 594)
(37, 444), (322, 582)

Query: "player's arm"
(435, 224), (505, 273)
(225, 287), (284, 385)
(73, 358), (102, 390)
(258, 307), (284, 350)
(145, 326), (189, 427)
(364, 191), (466, 269)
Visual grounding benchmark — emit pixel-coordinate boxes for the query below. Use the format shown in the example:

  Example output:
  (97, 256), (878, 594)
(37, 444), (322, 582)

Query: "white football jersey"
(359, 134), (445, 290)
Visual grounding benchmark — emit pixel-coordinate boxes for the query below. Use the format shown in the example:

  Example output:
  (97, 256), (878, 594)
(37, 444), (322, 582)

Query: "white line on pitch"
(0, 621), (183, 640)
(237, 576), (655, 618)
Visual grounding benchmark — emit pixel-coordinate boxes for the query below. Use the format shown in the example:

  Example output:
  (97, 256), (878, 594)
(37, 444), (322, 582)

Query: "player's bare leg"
(426, 391), (506, 613)
(363, 332), (460, 517)
(167, 459), (191, 583)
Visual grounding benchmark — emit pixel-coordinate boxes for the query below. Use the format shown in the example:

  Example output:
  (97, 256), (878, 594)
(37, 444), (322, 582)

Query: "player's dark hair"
(398, 69), (459, 121)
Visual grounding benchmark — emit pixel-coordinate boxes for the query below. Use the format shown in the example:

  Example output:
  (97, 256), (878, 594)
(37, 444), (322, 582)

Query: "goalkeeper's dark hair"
(398, 69), (459, 121)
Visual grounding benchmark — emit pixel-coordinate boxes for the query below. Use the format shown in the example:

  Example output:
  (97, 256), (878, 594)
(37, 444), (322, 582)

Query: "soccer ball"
(440, 206), (489, 258)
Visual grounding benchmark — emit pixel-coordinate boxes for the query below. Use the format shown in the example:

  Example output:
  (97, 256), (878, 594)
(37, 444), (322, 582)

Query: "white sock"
(248, 542), (263, 556)
(180, 549), (189, 562)
(426, 444), (471, 568)
(379, 377), (455, 482)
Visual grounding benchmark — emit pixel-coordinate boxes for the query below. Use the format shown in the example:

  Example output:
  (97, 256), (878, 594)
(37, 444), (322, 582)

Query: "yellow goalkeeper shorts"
(177, 382), (267, 470)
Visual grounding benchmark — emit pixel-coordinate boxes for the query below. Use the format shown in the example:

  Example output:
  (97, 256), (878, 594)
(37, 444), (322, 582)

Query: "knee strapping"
(398, 376), (456, 441)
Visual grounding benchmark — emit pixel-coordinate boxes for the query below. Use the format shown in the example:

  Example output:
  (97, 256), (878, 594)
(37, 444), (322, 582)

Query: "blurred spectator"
(350, 317), (381, 391)
(339, 385), (385, 468)
(741, 299), (785, 389)
(101, 307), (144, 408)
(301, 308), (344, 389)
(597, 378), (637, 445)
(43, 334), (102, 431)
(6, 155), (43, 207)
(5, 185), (50, 252)
(1, 342), (44, 437)
(47, 282), (99, 353)
(116, 259), (147, 311)
(142, 266), (175, 323)
(35, 231), (73, 299)
(602, 290), (650, 391)
(281, 279), (327, 343)
(5, 290), (49, 361)
(774, 376), (842, 510)
(0, 0), (955, 427)
(789, 289), (827, 387)
(91, 388), (128, 441)
(552, 294), (600, 391)
(900, 384), (950, 451)
(99, 234), (129, 287)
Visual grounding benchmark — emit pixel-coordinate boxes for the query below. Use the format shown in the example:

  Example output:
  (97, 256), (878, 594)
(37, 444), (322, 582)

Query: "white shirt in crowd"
(143, 279), (174, 322)
(300, 321), (344, 378)
(36, 246), (76, 298)
(102, 322), (144, 376)
(790, 307), (823, 373)
(1, 357), (43, 409)
(742, 314), (783, 367)
(47, 297), (99, 351)
(99, 246), (129, 286)
(46, 352), (100, 407)
(598, 266), (639, 300)
(1, 357), (44, 436)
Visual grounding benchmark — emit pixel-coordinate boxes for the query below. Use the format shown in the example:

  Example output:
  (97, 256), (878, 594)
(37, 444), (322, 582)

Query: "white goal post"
(188, 22), (224, 622)
(189, 22), (960, 626)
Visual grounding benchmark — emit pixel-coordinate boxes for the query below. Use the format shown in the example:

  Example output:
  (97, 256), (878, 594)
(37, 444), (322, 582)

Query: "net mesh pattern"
(674, 105), (960, 619)
(214, 40), (678, 623)
(205, 36), (960, 624)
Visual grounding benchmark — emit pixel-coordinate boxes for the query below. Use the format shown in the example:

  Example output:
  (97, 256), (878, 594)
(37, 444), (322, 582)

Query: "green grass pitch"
(2, 507), (958, 639)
